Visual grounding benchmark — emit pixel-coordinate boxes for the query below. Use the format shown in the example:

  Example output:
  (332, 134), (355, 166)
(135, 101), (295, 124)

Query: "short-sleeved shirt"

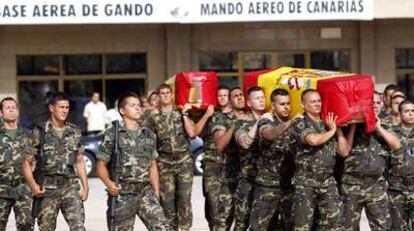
(291, 115), (337, 179)
(98, 125), (157, 183)
(25, 121), (84, 177)
(0, 126), (30, 182)
(342, 124), (389, 184)
(147, 108), (190, 158)
(255, 115), (291, 187)
(235, 115), (259, 179)
(203, 111), (239, 178)
(388, 125), (414, 191)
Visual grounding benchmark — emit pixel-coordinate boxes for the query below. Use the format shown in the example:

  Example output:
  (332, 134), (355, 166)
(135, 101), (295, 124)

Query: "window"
(17, 55), (60, 75)
(218, 76), (239, 88)
(277, 53), (305, 68)
(396, 49), (414, 69)
(17, 53), (147, 131)
(18, 81), (59, 128)
(243, 53), (272, 71)
(199, 52), (237, 72)
(106, 53), (146, 74)
(310, 50), (350, 71)
(64, 54), (102, 75)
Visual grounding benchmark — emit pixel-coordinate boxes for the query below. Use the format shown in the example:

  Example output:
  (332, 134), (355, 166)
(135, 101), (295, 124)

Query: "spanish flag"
(244, 67), (376, 133)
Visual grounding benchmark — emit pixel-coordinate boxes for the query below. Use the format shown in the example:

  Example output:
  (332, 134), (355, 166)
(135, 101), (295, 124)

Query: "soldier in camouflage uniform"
(388, 100), (414, 230)
(380, 86), (405, 129)
(147, 84), (213, 231)
(339, 113), (401, 230)
(290, 89), (347, 231)
(234, 86), (266, 231)
(203, 86), (244, 230)
(248, 89), (298, 231)
(96, 92), (172, 231)
(0, 97), (32, 231)
(22, 92), (89, 231)
(378, 84), (399, 123)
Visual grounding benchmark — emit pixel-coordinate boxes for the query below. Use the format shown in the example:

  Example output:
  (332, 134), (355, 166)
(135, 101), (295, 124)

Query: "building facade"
(0, 0), (413, 129)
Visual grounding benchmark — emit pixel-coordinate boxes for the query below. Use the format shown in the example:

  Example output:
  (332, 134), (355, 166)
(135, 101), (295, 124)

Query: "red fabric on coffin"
(317, 75), (376, 133)
(175, 72), (218, 109)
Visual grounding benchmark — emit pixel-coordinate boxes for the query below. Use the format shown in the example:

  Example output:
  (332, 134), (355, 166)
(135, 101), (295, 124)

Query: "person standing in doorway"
(83, 92), (107, 134)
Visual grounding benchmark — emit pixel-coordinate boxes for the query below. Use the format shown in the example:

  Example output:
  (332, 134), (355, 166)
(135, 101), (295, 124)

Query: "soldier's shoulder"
(140, 127), (156, 140)
(66, 122), (82, 133)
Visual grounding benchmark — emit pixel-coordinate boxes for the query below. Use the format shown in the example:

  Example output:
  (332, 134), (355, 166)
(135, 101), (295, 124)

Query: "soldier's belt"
(158, 151), (191, 163)
(342, 174), (380, 185)
(307, 172), (332, 182)
(44, 175), (76, 187)
(0, 178), (25, 187)
(119, 182), (149, 195)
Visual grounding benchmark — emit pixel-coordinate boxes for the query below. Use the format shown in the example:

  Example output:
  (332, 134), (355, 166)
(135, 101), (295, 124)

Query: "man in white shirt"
(83, 92), (107, 134)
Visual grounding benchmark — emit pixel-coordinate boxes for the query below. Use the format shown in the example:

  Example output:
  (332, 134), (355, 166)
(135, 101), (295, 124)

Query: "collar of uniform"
(304, 113), (323, 126)
(0, 124), (25, 136)
(44, 120), (78, 132)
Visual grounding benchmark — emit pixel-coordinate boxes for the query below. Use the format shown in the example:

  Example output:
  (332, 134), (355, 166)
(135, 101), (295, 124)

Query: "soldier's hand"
(30, 183), (45, 197)
(325, 112), (337, 131)
(375, 115), (382, 128)
(260, 112), (274, 122)
(292, 113), (304, 121)
(80, 187), (89, 202)
(205, 105), (215, 117)
(107, 182), (121, 196)
(183, 103), (192, 113)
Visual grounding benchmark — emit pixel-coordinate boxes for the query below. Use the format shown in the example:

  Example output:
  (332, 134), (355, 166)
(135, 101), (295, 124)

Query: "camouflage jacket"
(342, 124), (388, 185)
(148, 107), (190, 161)
(0, 126), (31, 199)
(98, 125), (157, 183)
(388, 125), (414, 191)
(26, 121), (84, 178)
(379, 110), (393, 130)
(203, 111), (239, 179)
(291, 115), (337, 183)
(235, 114), (259, 179)
(255, 116), (291, 187)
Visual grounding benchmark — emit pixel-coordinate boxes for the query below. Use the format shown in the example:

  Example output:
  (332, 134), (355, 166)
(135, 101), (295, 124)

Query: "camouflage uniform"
(148, 108), (193, 230)
(341, 124), (391, 231)
(233, 116), (259, 231)
(203, 111), (239, 231)
(0, 126), (32, 231)
(248, 116), (293, 231)
(379, 110), (393, 130)
(388, 125), (414, 230)
(98, 125), (172, 231)
(290, 115), (344, 231)
(25, 121), (85, 231)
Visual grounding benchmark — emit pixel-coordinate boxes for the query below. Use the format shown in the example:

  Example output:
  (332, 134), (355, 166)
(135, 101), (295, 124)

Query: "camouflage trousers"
(158, 157), (193, 230)
(106, 183), (172, 231)
(233, 176), (255, 231)
(388, 189), (414, 231)
(37, 183), (85, 231)
(341, 180), (391, 231)
(203, 174), (236, 231)
(293, 178), (344, 231)
(249, 183), (281, 231)
(265, 187), (294, 231)
(0, 184), (32, 231)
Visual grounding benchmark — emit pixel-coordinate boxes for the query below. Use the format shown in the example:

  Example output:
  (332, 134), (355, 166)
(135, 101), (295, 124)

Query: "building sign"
(0, 0), (374, 25)
(181, 0), (374, 23)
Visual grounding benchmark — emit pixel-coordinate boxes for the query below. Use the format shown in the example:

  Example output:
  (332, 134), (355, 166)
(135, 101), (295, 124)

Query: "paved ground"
(6, 176), (371, 230)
